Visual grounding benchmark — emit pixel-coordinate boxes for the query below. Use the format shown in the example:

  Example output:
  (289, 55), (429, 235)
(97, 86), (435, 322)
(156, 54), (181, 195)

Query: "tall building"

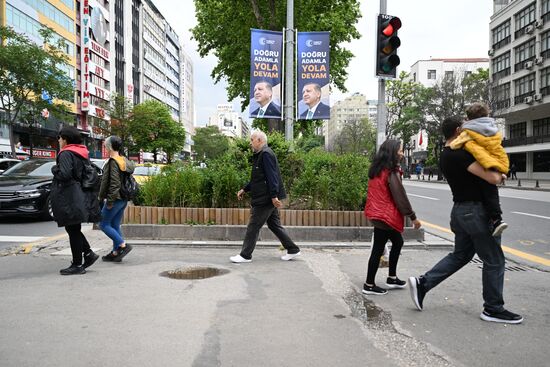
(324, 93), (370, 150)
(208, 104), (248, 138)
(1, 0), (78, 158)
(406, 57), (490, 165)
(490, 0), (550, 179)
(180, 47), (195, 155)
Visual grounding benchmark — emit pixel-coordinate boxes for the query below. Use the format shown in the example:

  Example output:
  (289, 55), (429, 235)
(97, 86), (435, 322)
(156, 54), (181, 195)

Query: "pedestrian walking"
(99, 136), (135, 262)
(450, 102), (508, 236)
(510, 163), (517, 180)
(230, 130), (300, 263)
(51, 126), (101, 275)
(409, 116), (523, 324)
(362, 139), (421, 295)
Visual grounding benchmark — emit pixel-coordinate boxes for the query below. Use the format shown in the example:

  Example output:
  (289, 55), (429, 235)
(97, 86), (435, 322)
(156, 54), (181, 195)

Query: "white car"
(0, 158), (21, 174)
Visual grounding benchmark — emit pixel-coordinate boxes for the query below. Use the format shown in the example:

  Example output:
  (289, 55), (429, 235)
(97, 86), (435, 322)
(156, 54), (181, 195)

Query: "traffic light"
(375, 14), (401, 78)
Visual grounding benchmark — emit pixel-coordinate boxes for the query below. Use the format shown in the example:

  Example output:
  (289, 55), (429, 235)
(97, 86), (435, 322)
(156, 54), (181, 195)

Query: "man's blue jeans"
(421, 202), (505, 313)
(100, 200), (128, 251)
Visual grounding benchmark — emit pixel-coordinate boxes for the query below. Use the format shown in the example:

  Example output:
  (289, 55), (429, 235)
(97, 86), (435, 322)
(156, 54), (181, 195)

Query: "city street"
(404, 180), (550, 269)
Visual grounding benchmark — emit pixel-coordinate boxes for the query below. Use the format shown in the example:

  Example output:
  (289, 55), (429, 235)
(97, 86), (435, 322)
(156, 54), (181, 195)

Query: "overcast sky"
(153, 0), (494, 126)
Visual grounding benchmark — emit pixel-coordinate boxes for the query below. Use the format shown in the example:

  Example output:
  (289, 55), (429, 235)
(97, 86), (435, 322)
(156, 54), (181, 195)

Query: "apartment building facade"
(490, 0), (550, 179)
(324, 93), (371, 150)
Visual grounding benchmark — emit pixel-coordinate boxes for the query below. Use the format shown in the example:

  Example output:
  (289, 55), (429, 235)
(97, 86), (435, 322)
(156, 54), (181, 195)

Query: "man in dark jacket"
(230, 130), (300, 263)
(51, 126), (100, 275)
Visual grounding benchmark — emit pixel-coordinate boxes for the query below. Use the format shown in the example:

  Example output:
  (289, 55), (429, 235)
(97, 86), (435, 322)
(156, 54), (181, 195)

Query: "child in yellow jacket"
(450, 102), (508, 236)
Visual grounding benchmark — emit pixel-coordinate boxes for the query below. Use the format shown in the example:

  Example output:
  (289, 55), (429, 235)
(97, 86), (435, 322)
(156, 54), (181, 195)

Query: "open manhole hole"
(160, 266), (229, 280)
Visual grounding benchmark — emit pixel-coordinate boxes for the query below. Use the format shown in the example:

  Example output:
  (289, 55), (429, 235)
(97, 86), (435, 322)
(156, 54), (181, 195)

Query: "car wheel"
(41, 194), (54, 221)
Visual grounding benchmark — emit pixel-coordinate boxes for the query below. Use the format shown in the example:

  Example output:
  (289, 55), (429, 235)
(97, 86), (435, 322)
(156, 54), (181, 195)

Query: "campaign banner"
(249, 29), (283, 119)
(297, 32), (330, 120)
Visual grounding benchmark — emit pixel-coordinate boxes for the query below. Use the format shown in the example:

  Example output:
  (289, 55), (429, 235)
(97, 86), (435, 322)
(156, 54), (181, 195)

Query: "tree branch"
(250, 0), (265, 27)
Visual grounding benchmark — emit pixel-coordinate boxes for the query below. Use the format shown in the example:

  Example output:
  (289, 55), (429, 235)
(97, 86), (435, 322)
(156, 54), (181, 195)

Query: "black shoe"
(362, 284), (388, 295)
(386, 277), (407, 289)
(102, 251), (118, 262)
(60, 264), (86, 275)
(113, 244), (133, 262)
(83, 251), (99, 268)
(409, 277), (426, 311)
(480, 309), (523, 324)
(492, 221), (508, 237)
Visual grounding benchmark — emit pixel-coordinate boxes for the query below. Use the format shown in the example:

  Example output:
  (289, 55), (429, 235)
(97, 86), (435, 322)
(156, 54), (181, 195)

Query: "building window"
(514, 3), (536, 39)
(514, 38), (536, 71)
(541, 31), (550, 59)
(444, 71), (454, 79)
(492, 51), (511, 80)
(20, 0), (75, 34)
(533, 117), (550, 136)
(543, 0), (550, 22)
(492, 19), (511, 50)
(533, 150), (550, 172)
(509, 122), (527, 139)
(427, 70), (436, 79)
(513, 73), (536, 104)
(541, 66), (550, 96)
(509, 153), (526, 171)
(412, 72), (416, 82)
(493, 82), (511, 110)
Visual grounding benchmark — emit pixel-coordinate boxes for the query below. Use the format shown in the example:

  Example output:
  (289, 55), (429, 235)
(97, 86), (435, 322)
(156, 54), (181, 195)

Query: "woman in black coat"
(51, 126), (100, 275)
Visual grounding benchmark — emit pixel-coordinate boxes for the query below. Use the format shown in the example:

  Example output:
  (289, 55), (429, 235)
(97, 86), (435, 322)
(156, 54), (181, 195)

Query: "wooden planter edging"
(123, 205), (373, 227)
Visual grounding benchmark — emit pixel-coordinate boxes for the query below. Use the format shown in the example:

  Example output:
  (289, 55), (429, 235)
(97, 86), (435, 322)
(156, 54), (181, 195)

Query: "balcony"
(502, 134), (550, 147)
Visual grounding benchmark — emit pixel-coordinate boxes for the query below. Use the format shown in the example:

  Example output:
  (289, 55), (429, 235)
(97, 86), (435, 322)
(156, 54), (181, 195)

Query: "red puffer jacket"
(364, 168), (404, 232)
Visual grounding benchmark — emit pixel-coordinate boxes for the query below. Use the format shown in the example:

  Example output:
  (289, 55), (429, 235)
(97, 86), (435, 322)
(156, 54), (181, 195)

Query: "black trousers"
(481, 183), (502, 221)
(65, 224), (91, 265)
(365, 227), (404, 285)
(240, 203), (300, 260)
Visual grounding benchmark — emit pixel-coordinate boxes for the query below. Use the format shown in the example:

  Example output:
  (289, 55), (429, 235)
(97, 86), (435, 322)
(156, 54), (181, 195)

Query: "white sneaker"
(281, 251), (301, 261)
(230, 255), (251, 263)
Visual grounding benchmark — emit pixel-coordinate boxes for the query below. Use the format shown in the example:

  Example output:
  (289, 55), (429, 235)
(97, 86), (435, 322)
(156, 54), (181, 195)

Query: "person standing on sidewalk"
(99, 136), (135, 262)
(409, 116), (523, 324)
(230, 130), (300, 263)
(362, 139), (421, 295)
(51, 126), (100, 275)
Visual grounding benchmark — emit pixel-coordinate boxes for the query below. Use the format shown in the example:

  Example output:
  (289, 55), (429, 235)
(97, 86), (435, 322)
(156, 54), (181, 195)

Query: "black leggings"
(65, 224), (91, 265)
(366, 227), (404, 285)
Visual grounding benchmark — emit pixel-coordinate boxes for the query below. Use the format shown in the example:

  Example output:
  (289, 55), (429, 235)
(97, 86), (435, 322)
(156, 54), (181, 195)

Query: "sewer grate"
(470, 257), (530, 272)
(160, 266), (229, 280)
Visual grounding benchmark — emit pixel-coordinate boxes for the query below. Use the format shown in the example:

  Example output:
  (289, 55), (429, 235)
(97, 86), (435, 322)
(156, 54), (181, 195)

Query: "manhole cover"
(160, 266), (229, 280)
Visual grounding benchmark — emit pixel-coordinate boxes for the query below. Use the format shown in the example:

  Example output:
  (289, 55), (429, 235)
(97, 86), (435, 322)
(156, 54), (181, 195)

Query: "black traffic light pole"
(376, 0), (387, 152)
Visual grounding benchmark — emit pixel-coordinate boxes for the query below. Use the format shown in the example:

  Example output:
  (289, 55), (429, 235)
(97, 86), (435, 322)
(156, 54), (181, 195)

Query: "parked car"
(133, 163), (165, 185)
(0, 158), (21, 174)
(0, 159), (56, 220)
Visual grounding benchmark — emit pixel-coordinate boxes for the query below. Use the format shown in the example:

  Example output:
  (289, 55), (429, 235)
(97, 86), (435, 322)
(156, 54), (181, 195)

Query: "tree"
(0, 26), (73, 157)
(385, 72), (422, 143)
(332, 118), (376, 158)
(192, 126), (230, 161)
(103, 93), (134, 151)
(130, 100), (185, 163)
(192, 0), (361, 132)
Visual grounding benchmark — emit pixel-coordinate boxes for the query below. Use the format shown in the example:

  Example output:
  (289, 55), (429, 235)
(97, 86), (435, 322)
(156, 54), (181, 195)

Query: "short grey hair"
(251, 130), (267, 144)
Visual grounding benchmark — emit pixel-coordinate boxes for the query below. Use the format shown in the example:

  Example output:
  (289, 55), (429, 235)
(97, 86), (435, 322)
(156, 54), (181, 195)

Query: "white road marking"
(408, 194), (440, 201)
(0, 235), (44, 242)
(511, 211), (550, 220)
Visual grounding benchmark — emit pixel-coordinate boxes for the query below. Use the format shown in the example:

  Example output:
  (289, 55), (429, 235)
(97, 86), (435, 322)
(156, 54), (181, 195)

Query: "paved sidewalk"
(1, 229), (547, 367)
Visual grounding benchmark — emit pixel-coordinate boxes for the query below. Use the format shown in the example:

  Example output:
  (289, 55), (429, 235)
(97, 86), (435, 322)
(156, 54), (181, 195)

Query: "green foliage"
(332, 118), (376, 159)
(130, 100), (185, 163)
(104, 93), (133, 148)
(0, 26), (73, 157)
(296, 134), (324, 153)
(192, 126), (230, 161)
(192, 0), (361, 111)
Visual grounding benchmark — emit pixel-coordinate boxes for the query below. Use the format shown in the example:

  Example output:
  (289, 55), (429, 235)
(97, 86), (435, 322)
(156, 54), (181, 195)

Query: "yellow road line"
(421, 220), (550, 267)
(19, 232), (68, 254)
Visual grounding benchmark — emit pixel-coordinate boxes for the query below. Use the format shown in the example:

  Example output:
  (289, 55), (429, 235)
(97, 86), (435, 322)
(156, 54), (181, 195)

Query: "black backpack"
(119, 170), (139, 200)
(81, 160), (100, 191)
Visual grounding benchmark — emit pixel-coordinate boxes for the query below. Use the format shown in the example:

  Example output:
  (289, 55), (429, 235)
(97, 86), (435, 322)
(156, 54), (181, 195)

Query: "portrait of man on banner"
(249, 29), (283, 119)
(297, 32), (331, 120)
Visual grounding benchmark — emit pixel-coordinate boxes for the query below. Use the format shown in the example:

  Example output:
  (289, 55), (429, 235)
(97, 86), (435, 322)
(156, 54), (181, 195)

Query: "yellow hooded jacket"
(450, 130), (509, 173)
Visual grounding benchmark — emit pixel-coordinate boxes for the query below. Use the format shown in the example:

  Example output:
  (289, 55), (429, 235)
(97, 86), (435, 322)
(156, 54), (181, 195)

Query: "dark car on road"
(0, 159), (57, 220)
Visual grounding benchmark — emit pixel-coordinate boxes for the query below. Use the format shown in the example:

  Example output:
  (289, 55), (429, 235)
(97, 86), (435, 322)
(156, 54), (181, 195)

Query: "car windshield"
(134, 166), (161, 176)
(2, 160), (55, 177)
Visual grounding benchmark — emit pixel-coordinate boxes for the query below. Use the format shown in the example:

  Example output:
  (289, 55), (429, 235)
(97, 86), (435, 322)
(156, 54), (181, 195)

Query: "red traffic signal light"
(376, 15), (401, 78)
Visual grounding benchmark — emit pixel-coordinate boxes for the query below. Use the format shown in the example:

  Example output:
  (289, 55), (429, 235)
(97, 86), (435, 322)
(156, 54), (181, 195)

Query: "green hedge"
(138, 133), (370, 211)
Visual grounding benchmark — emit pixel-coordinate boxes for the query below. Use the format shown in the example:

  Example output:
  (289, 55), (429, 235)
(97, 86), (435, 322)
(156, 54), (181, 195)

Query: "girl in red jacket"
(363, 139), (421, 295)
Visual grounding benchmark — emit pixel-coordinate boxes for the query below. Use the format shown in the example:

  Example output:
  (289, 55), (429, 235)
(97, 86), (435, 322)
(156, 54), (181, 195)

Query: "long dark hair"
(368, 139), (402, 179)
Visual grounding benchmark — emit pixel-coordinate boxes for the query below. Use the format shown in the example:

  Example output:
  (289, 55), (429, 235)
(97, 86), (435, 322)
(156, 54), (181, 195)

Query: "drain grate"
(470, 257), (530, 272)
(160, 266), (229, 280)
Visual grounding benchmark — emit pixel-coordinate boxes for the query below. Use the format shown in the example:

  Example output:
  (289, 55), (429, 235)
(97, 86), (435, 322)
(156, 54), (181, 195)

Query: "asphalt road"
(403, 180), (550, 268)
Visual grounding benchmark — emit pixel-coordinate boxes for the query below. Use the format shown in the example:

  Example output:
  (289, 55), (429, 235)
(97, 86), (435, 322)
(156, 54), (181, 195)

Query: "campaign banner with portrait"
(297, 32), (330, 120)
(249, 29), (283, 119)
